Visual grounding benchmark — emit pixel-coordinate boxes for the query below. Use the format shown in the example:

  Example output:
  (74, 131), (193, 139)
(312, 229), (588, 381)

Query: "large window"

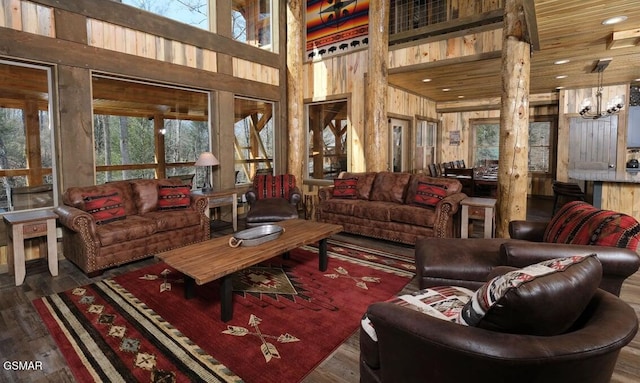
(234, 97), (275, 184)
(471, 118), (554, 172)
(119, 0), (275, 52)
(92, 76), (210, 185)
(0, 60), (56, 212)
(305, 100), (348, 179)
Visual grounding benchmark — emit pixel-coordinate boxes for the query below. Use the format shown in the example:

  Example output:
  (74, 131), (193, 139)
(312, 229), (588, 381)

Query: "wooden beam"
(365, 0), (390, 172)
(496, 0), (531, 238)
(286, 0), (305, 183)
(437, 93), (558, 113)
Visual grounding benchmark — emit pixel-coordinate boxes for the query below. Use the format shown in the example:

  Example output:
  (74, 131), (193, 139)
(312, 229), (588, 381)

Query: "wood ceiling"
(388, 0), (640, 104)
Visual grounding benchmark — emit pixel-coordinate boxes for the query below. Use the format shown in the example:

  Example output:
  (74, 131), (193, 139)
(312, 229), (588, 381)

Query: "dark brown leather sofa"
(55, 178), (209, 276)
(361, 288), (638, 383)
(316, 172), (466, 244)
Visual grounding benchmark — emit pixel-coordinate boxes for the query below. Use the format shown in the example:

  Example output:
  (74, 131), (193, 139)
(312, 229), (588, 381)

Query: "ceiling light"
(554, 59), (570, 65)
(636, 78), (640, 82)
(442, 88), (450, 92)
(602, 16), (627, 25)
(556, 75), (568, 79)
(422, 78), (432, 82)
(556, 86), (565, 90)
(458, 95), (464, 99)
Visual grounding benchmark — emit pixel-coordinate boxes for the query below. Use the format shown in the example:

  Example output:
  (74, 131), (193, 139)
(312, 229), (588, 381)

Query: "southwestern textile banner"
(306, 0), (369, 60)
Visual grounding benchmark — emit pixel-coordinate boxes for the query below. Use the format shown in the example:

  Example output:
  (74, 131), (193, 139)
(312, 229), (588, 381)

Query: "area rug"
(33, 239), (414, 383)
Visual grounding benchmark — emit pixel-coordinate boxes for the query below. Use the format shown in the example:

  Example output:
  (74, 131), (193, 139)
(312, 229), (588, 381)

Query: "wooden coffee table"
(156, 219), (343, 322)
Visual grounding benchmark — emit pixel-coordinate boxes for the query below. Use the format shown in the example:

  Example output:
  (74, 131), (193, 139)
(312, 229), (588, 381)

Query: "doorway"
(389, 118), (410, 172)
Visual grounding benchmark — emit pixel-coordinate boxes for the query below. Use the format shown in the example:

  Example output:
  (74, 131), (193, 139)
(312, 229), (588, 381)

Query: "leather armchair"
(245, 174), (301, 227)
(361, 289), (638, 383)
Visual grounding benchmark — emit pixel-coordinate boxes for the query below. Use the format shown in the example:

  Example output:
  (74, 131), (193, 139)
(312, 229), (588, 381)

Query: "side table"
(460, 197), (496, 239)
(4, 209), (59, 286)
(192, 189), (238, 232)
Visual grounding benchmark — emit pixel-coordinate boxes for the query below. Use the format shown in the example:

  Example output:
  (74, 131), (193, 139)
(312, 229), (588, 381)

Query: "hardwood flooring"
(1, 198), (638, 382)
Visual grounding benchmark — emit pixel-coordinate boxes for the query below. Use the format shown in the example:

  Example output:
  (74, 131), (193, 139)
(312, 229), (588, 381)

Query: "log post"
(365, 0), (390, 172)
(286, 0), (305, 183)
(497, 0), (531, 237)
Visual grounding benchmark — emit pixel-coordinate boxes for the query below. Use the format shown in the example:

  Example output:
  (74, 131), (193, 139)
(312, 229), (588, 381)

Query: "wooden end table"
(4, 210), (58, 286)
(157, 219), (343, 322)
(460, 197), (496, 238)
(192, 189), (238, 232)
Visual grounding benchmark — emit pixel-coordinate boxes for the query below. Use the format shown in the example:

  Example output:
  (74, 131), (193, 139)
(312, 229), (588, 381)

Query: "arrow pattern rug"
(33, 239), (413, 383)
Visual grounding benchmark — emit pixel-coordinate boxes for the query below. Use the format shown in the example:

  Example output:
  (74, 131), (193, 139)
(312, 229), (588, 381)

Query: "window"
(305, 100), (348, 179)
(121, 0), (209, 29)
(234, 97), (275, 184)
(232, 0), (273, 50)
(414, 119), (437, 170)
(471, 118), (553, 172)
(119, 0), (275, 52)
(92, 76), (210, 185)
(0, 60), (56, 212)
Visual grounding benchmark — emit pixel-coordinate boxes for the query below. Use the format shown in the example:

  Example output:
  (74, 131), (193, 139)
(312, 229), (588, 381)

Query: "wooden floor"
(0, 198), (638, 382)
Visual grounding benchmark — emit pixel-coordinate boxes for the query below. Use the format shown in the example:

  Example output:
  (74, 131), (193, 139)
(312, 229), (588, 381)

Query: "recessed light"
(442, 88), (451, 92)
(554, 59), (570, 65)
(556, 86), (565, 90)
(458, 95), (465, 99)
(635, 78), (640, 82)
(422, 78), (432, 82)
(556, 75), (568, 79)
(602, 16), (627, 25)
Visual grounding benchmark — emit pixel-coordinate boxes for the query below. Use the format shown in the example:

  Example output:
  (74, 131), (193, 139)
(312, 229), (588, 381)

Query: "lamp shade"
(195, 151), (219, 166)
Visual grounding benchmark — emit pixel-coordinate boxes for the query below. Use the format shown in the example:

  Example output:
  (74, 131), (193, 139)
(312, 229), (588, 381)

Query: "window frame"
(470, 116), (556, 174)
(304, 98), (350, 180)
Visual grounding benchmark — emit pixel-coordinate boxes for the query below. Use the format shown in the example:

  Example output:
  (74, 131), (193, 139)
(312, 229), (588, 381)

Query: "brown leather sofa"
(361, 288), (638, 383)
(316, 172), (466, 244)
(416, 202), (640, 297)
(55, 178), (210, 276)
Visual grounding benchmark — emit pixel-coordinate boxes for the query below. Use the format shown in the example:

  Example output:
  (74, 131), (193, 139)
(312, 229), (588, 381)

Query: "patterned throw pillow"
(157, 184), (191, 210)
(332, 178), (358, 199)
(459, 254), (602, 336)
(253, 174), (296, 200)
(361, 286), (473, 342)
(543, 201), (640, 250)
(83, 191), (126, 224)
(413, 181), (447, 207)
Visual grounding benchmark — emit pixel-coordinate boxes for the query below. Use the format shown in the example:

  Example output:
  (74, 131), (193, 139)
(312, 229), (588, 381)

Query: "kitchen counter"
(569, 169), (640, 184)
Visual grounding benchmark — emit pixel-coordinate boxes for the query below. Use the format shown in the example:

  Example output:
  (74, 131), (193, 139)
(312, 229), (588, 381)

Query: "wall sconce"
(194, 151), (219, 193)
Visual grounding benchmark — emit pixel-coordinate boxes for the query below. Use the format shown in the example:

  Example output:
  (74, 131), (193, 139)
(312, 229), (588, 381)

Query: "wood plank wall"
(0, 0), (286, 268)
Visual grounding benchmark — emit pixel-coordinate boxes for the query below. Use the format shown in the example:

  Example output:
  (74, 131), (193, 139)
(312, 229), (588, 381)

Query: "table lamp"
(195, 151), (219, 192)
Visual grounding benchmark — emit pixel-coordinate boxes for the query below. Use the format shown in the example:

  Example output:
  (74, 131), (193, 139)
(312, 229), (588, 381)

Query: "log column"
(365, 0), (390, 172)
(497, 0), (531, 237)
(286, 0), (305, 183)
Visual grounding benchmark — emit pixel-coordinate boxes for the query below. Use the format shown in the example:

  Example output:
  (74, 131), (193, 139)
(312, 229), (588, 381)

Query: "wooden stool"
(460, 197), (496, 238)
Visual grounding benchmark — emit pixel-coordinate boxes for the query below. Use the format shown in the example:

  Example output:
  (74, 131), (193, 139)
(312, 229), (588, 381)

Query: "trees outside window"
(305, 100), (348, 180)
(234, 97), (275, 184)
(92, 76), (210, 186)
(471, 118), (553, 172)
(0, 61), (56, 212)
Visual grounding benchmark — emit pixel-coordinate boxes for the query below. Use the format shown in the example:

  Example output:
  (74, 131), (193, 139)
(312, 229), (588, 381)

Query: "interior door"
(569, 116), (618, 171)
(389, 118), (410, 172)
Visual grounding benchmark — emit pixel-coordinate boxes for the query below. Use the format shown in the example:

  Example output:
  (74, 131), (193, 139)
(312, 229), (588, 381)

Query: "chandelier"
(579, 59), (624, 120)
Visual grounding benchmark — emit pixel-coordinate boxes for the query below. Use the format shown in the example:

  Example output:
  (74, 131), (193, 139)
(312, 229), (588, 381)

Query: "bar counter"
(568, 169), (640, 221)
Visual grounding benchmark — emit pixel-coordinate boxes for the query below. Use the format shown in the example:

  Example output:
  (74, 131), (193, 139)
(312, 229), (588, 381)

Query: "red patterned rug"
(33, 239), (414, 383)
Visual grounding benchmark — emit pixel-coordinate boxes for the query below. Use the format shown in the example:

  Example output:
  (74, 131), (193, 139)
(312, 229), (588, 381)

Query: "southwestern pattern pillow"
(361, 286), (473, 342)
(83, 190), (126, 224)
(333, 178), (358, 199)
(253, 174), (296, 200)
(413, 182), (448, 207)
(543, 201), (640, 251)
(157, 184), (191, 210)
(459, 254), (602, 336)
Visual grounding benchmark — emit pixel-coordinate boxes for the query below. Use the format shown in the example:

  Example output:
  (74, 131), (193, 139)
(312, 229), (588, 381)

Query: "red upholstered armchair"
(244, 174), (302, 227)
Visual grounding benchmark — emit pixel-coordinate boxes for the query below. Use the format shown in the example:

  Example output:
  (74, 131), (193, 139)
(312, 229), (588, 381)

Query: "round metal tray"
(228, 224), (284, 247)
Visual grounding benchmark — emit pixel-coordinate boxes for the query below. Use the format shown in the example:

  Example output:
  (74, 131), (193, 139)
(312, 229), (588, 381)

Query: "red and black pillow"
(83, 190), (126, 224)
(333, 177), (358, 199)
(158, 184), (191, 210)
(413, 181), (448, 207)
